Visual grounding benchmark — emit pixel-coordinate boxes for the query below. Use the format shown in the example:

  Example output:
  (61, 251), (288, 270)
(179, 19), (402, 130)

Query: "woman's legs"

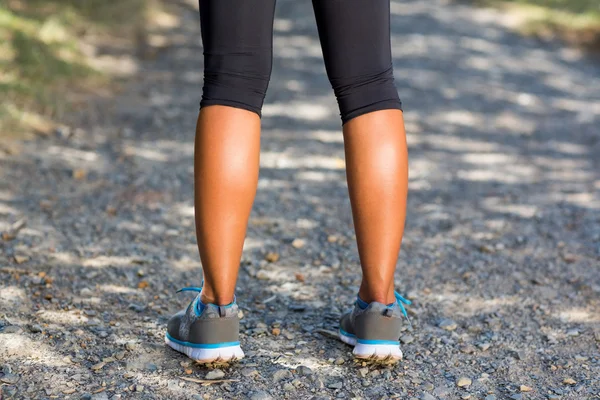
(195, 0), (276, 305)
(313, 0), (407, 305)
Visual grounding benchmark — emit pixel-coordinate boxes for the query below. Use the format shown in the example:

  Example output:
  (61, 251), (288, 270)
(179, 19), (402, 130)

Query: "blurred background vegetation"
(471, 0), (600, 46)
(0, 0), (167, 143)
(0, 0), (598, 146)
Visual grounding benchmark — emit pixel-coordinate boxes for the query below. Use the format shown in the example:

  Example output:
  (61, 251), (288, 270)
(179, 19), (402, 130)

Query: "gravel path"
(1, 0), (599, 399)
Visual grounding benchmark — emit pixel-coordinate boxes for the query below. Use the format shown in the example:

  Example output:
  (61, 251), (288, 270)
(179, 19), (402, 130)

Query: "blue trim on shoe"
(339, 328), (356, 338)
(165, 332), (240, 349)
(357, 338), (400, 345)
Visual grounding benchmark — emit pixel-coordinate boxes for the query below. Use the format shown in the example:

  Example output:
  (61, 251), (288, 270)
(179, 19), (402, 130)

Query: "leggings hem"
(341, 99), (403, 125)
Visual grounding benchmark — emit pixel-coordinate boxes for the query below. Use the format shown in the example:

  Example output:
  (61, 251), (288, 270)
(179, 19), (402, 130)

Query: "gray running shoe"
(339, 292), (411, 361)
(165, 287), (244, 363)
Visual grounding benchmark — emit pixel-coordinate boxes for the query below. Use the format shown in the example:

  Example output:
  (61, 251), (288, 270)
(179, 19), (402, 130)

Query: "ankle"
(200, 291), (235, 306)
(358, 286), (395, 305)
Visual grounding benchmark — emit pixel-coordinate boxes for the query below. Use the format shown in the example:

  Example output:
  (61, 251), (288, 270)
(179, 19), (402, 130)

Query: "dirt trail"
(1, 0), (599, 399)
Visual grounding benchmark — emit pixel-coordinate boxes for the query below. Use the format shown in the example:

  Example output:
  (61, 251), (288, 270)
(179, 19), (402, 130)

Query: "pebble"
(283, 382), (295, 391)
(296, 365), (313, 376)
(400, 334), (415, 344)
(128, 303), (145, 313)
(510, 394), (523, 400)
(205, 369), (225, 380)
(563, 378), (576, 385)
(547, 395), (560, 400)
(422, 383), (434, 391)
(241, 367), (259, 377)
(461, 395), (471, 400)
(28, 324), (43, 333)
(457, 377), (472, 387)
(80, 288), (93, 297)
(459, 344), (476, 354)
(91, 362), (105, 371)
(438, 319), (458, 331)
(251, 390), (273, 400)
(292, 238), (306, 248)
(478, 342), (491, 351)
(334, 357), (345, 365)
(520, 385), (532, 392)
(484, 395), (496, 400)
(0, 373), (20, 384)
(272, 369), (292, 383)
(327, 381), (343, 390)
(422, 393), (436, 400)
(565, 329), (579, 337)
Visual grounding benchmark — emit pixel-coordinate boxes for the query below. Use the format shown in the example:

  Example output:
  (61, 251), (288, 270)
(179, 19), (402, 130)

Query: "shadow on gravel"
(1, 0), (599, 398)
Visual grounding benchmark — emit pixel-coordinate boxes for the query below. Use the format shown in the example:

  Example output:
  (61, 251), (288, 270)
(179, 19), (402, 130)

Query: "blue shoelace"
(394, 291), (412, 329)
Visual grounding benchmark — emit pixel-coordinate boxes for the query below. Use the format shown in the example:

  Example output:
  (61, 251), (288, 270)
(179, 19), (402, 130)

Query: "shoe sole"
(165, 334), (244, 363)
(339, 329), (403, 362)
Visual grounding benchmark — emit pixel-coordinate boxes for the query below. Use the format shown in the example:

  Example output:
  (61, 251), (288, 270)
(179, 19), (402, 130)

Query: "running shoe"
(339, 292), (411, 361)
(165, 287), (244, 363)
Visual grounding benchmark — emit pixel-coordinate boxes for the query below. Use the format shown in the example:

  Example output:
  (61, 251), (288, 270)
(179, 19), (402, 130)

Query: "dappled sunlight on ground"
(0, 0), (598, 398)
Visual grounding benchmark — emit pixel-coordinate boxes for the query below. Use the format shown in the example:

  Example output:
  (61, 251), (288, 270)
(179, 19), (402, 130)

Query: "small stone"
(91, 362), (105, 371)
(327, 381), (343, 390)
(547, 395), (560, 400)
(461, 395), (471, 400)
(566, 329), (579, 337)
(241, 367), (259, 377)
(291, 239), (305, 248)
(422, 393), (436, 400)
(114, 351), (126, 360)
(145, 363), (158, 372)
(265, 252), (280, 262)
(125, 341), (138, 350)
(28, 324), (43, 333)
(510, 394), (523, 400)
(574, 355), (588, 362)
(62, 388), (77, 394)
(400, 334), (414, 344)
(2, 325), (22, 333)
(256, 270), (271, 280)
(459, 344), (476, 354)
(438, 319), (458, 331)
(334, 357), (345, 365)
(296, 365), (313, 376)
(128, 303), (145, 313)
(14, 255), (28, 264)
(484, 395), (496, 400)
(272, 369), (292, 383)
(457, 377), (472, 387)
(250, 391), (273, 400)
(135, 385), (144, 392)
(422, 383), (434, 391)
(327, 235), (338, 243)
(80, 288), (93, 297)
(283, 383), (295, 391)
(205, 369), (225, 380)
(563, 378), (576, 385)
(478, 342), (491, 351)
(520, 385), (532, 392)
(283, 331), (296, 340)
(0, 373), (20, 384)
(272, 327), (281, 336)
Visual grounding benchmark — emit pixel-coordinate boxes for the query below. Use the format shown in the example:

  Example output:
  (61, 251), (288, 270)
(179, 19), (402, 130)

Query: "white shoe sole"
(165, 335), (244, 363)
(339, 329), (403, 361)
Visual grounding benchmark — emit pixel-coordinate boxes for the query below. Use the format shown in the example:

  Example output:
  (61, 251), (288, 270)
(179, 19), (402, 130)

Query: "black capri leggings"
(199, 0), (402, 125)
